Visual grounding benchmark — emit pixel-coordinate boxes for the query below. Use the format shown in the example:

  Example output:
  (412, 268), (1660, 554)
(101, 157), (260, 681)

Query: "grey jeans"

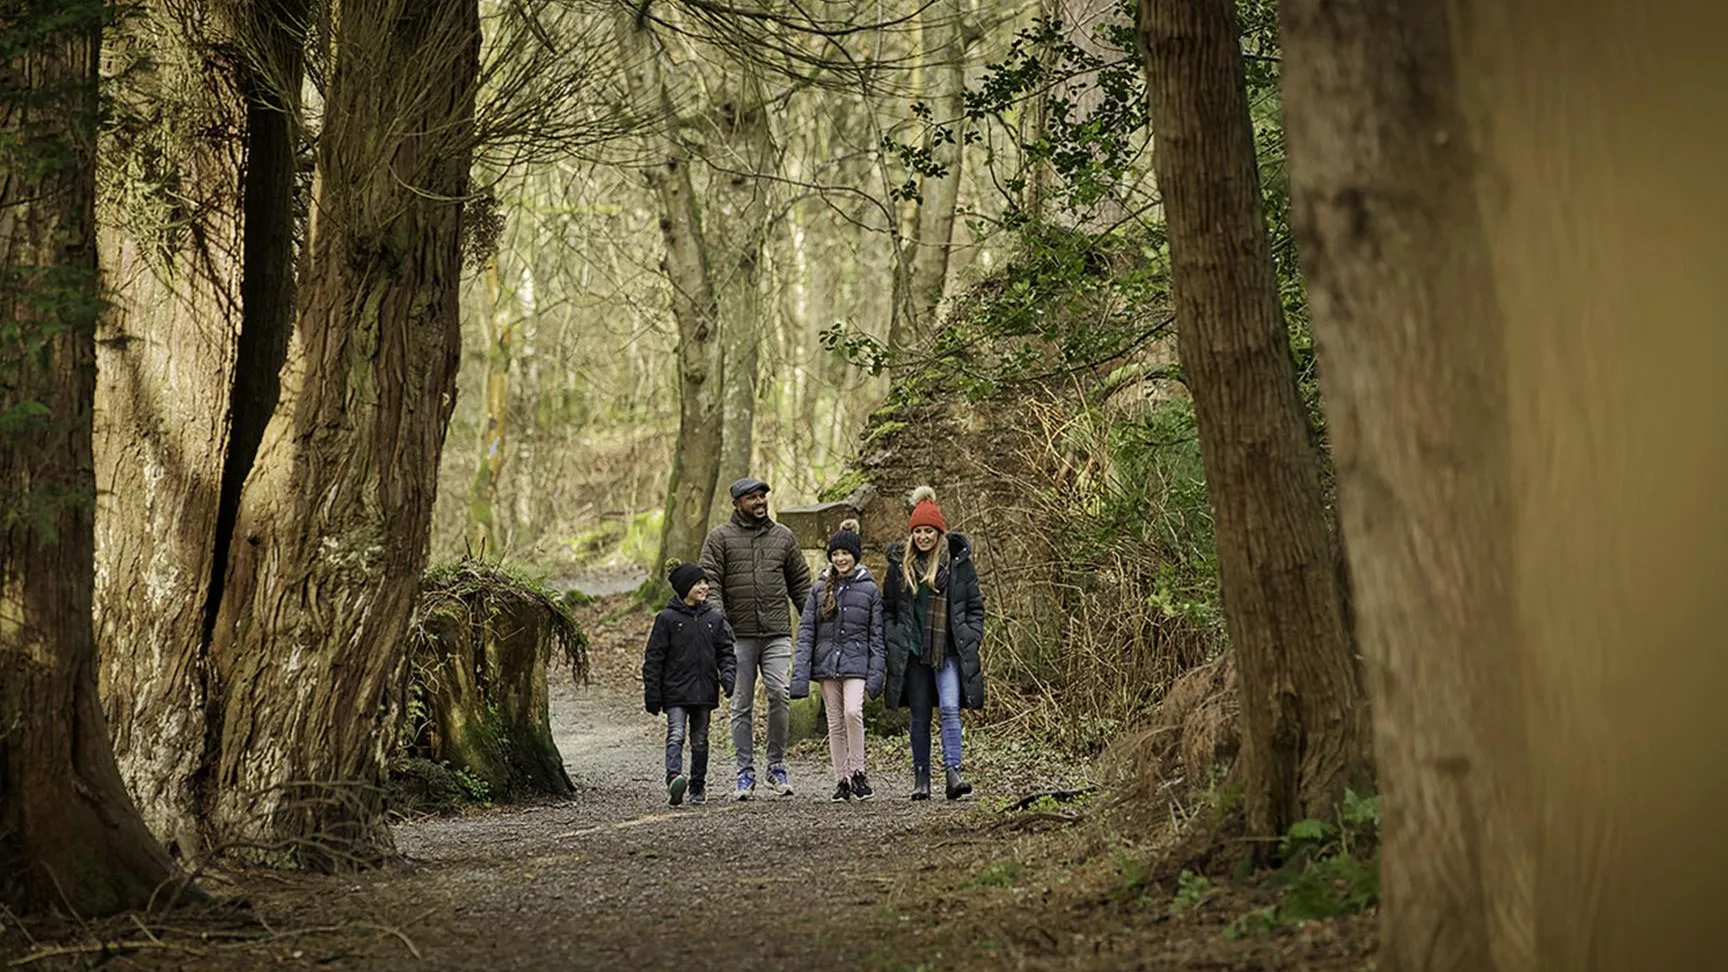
(665, 706), (711, 786)
(730, 635), (791, 775)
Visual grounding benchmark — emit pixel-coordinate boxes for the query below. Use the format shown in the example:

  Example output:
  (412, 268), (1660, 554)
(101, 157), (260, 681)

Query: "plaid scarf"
(910, 548), (951, 668)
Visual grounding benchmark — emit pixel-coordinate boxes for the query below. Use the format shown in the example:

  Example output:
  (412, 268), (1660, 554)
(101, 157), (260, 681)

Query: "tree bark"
(889, 0), (968, 361)
(204, 0), (479, 867)
(92, 0), (302, 862)
(707, 69), (774, 524)
(619, 16), (724, 573)
(1137, 0), (1366, 847)
(0, 0), (191, 914)
(1284, 0), (1728, 969)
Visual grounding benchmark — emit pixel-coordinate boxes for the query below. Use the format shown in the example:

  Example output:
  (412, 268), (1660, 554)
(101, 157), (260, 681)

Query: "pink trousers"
(820, 678), (867, 780)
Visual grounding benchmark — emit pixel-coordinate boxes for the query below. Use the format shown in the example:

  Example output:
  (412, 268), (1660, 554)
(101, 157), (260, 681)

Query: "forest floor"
(3, 593), (1376, 971)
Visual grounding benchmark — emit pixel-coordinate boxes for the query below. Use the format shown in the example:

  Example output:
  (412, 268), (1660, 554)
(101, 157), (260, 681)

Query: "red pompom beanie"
(906, 485), (947, 533)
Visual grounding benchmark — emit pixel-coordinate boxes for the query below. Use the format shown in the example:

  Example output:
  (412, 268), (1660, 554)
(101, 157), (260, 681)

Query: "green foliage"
(1169, 869), (1214, 916)
(974, 859), (1024, 888)
(1220, 790), (1383, 939)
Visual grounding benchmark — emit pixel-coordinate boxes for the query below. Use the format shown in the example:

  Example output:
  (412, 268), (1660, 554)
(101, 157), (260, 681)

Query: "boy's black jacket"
(643, 597), (737, 713)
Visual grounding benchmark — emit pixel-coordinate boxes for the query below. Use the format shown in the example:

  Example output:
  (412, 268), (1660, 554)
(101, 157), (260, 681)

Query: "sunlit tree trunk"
(889, 0), (968, 361)
(93, 0), (302, 859)
(0, 0), (191, 913)
(469, 256), (512, 557)
(1138, 0), (1367, 848)
(1284, 1), (1728, 969)
(205, 0), (479, 866)
(619, 14), (723, 574)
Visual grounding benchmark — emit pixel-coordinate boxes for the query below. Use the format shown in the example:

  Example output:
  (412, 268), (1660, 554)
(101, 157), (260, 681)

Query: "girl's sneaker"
(830, 778), (852, 802)
(850, 771), (874, 801)
(668, 774), (688, 806)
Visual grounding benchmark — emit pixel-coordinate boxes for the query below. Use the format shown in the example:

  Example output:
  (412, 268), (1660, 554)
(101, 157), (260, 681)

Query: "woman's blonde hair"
(901, 486), (944, 592)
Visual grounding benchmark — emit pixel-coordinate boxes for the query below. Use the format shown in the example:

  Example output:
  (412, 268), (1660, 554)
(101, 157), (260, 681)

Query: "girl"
(792, 519), (886, 801)
(643, 560), (737, 806)
(883, 486), (985, 800)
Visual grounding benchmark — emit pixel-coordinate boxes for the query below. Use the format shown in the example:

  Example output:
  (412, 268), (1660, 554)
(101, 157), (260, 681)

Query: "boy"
(643, 560), (737, 805)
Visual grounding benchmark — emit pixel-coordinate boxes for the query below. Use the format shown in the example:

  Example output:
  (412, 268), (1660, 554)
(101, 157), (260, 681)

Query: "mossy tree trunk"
(203, 0), (480, 867)
(92, 0), (302, 861)
(1138, 0), (1369, 849)
(619, 15), (724, 577)
(407, 565), (582, 799)
(707, 67), (774, 526)
(0, 0), (191, 914)
(468, 256), (513, 557)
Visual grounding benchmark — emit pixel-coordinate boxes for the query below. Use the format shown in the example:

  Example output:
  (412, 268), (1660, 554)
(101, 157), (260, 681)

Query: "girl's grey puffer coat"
(791, 565), (886, 699)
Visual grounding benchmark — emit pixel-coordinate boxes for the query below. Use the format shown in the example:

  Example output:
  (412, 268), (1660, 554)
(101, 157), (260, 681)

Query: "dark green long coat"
(882, 532), (986, 710)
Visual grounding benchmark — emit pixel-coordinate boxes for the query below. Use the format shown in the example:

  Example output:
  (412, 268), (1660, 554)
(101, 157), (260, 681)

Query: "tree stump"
(400, 560), (588, 801)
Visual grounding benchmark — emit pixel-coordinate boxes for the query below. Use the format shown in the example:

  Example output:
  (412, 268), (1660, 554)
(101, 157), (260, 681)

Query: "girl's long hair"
(901, 486), (943, 592)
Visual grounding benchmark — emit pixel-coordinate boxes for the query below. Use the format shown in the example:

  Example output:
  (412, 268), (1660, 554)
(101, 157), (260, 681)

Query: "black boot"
(911, 766), (931, 801)
(944, 766), (972, 800)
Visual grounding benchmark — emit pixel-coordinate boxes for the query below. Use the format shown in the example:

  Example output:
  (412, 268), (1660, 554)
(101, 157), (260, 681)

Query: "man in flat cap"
(700, 477), (812, 799)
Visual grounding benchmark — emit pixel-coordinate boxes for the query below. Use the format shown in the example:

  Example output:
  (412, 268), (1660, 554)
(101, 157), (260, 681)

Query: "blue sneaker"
(734, 770), (756, 801)
(767, 764), (793, 798)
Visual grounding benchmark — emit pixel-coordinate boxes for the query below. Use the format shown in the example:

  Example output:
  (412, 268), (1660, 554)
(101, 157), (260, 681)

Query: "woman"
(791, 519), (886, 802)
(883, 486), (985, 800)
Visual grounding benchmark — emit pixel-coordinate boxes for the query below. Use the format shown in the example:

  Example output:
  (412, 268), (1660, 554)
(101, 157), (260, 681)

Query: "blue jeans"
(665, 706), (711, 787)
(905, 655), (963, 770)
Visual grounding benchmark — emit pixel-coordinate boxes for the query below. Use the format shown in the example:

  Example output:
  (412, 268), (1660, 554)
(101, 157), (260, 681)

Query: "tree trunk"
(707, 70), (774, 525)
(619, 16), (724, 573)
(205, 0), (479, 867)
(405, 561), (583, 800)
(1137, 0), (1366, 847)
(469, 257), (512, 558)
(92, 0), (302, 861)
(889, 0), (968, 360)
(0, 0), (191, 914)
(1284, 1), (1728, 969)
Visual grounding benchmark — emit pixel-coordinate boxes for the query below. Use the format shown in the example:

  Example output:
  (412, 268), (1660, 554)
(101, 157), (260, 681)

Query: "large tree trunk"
(1284, 1), (1728, 970)
(93, 0), (302, 861)
(0, 0), (190, 914)
(889, 0), (968, 360)
(204, 0), (479, 867)
(1137, 0), (1366, 846)
(707, 70), (774, 524)
(619, 16), (724, 571)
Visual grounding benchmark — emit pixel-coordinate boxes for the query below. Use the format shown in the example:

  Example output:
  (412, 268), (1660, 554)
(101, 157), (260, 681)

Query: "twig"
(8, 940), (188, 967)
(1008, 786), (1099, 812)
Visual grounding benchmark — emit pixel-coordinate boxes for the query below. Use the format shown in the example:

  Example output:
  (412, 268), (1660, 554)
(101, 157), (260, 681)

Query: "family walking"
(640, 479), (986, 805)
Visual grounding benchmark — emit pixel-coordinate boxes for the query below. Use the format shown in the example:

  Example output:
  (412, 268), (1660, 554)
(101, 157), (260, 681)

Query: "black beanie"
(826, 518), (863, 562)
(667, 561), (706, 599)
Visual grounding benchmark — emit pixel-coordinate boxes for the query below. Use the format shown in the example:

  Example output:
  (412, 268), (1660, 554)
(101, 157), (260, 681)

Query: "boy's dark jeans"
(665, 706), (711, 786)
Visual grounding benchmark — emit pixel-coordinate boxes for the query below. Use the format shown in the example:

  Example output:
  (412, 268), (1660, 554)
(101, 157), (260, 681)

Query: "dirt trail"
(35, 662), (970, 972)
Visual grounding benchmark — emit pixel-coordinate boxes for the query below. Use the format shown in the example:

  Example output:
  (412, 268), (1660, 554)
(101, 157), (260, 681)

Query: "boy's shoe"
(668, 774), (688, 806)
(766, 764), (793, 797)
(850, 771), (875, 801)
(734, 771), (756, 801)
(830, 778), (852, 802)
(688, 785), (707, 806)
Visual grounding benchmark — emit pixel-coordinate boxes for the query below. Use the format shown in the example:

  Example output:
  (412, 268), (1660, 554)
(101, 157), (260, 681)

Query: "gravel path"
(366, 674), (969, 970)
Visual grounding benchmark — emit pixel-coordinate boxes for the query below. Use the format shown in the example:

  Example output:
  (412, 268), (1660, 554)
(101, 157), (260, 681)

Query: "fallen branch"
(8, 939), (196, 968)
(1008, 786), (1099, 812)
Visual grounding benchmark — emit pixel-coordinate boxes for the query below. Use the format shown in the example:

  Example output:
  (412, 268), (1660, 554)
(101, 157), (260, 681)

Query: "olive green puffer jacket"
(699, 512), (813, 638)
